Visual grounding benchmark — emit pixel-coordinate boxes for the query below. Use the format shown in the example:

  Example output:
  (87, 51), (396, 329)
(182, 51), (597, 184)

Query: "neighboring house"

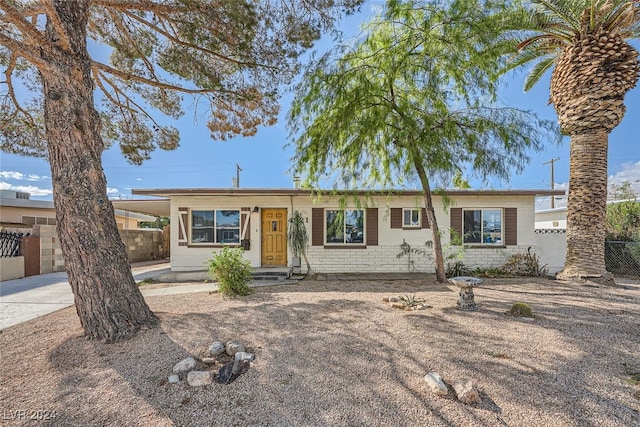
(132, 187), (566, 274)
(0, 190), (156, 229)
(535, 197), (640, 230)
(535, 207), (567, 229)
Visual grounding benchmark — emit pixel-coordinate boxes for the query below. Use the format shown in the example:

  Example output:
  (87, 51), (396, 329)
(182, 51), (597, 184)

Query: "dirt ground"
(0, 276), (639, 426)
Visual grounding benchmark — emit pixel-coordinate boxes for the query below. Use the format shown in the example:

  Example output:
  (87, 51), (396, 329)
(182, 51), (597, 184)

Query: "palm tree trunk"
(557, 131), (614, 284)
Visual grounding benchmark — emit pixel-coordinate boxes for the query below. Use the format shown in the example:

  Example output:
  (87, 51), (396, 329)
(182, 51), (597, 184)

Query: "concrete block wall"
(455, 245), (532, 270)
(33, 225), (65, 274)
(119, 229), (164, 263)
(306, 244), (538, 274)
(0, 256), (25, 281)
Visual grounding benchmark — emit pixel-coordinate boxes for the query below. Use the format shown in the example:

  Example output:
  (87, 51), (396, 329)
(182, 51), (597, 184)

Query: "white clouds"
(0, 170), (53, 197)
(609, 161), (640, 194)
(0, 182), (53, 197)
(0, 171), (49, 181)
(106, 187), (119, 195)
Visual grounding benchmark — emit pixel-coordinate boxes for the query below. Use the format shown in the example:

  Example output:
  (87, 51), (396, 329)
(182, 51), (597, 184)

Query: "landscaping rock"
(225, 340), (245, 356)
(209, 341), (226, 356)
(234, 351), (255, 362)
(452, 380), (481, 404)
(187, 370), (213, 387)
(216, 360), (251, 385)
(424, 372), (448, 396)
(388, 296), (401, 303)
(168, 375), (180, 384)
(390, 302), (405, 309)
(173, 357), (196, 373)
(202, 357), (216, 364)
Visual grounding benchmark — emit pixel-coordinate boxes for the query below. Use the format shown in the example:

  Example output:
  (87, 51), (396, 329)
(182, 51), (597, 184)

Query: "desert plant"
(446, 261), (471, 278)
(501, 247), (548, 277)
(509, 302), (534, 318)
(207, 247), (253, 297)
(400, 294), (426, 308)
(287, 210), (312, 276)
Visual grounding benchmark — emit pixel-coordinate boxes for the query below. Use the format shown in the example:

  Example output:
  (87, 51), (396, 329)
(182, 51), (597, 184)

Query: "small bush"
(207, 247), (253, 297)
(509, 302), (534, 317)
(501, 247), (548, 277)
(446, 261), (471, 278)
(399, 294), (426, 308)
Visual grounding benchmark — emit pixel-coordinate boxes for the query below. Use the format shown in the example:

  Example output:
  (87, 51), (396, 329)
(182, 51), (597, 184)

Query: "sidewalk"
(0, 261), (186, 331)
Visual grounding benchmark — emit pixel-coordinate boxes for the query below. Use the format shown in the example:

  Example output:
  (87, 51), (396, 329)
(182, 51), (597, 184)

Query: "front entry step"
(252, 267), (291, 281)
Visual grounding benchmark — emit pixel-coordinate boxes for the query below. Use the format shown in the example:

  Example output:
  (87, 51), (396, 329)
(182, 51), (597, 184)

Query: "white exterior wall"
(534, 230), (567, 274)
(169, 192), (547, 274)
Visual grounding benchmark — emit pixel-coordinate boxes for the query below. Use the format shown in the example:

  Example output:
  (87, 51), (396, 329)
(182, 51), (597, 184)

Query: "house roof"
(111, 199), (171, 217)
(0, 196), (157, 222)
(132, 187), (566, 198)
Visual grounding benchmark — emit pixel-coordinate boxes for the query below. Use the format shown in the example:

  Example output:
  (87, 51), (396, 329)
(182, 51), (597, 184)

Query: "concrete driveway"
(0, 261), (208, 331)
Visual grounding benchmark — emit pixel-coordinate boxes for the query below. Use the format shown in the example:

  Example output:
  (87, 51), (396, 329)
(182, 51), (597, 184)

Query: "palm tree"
(503, 0), (640, 283)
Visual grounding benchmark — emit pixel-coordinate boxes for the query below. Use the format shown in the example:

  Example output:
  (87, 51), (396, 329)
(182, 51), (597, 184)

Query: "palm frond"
(531, 0), (582, 31)
(524, 55), (556, 91)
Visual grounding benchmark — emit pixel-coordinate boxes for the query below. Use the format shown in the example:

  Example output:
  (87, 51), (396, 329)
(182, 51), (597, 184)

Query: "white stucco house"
(132, 187), (566, 274)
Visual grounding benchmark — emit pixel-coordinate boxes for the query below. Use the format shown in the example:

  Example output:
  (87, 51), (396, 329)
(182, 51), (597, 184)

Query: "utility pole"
(233, 163), (242, 188)
(543, 157), (560, 208)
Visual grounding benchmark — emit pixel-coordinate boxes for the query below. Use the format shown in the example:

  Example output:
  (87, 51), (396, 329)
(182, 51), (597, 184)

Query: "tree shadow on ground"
(38, 276), (640, 426)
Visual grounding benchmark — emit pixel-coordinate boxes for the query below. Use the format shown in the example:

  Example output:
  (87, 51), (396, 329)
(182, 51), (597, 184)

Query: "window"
(403, 208), (421, 228)
(191, 210), (240, 244)
(463, 209), (502, 244)
(326, 209), (364, 244)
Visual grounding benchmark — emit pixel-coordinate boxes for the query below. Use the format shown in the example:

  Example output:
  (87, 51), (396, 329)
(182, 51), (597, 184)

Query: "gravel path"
(0, 276), (639, 426)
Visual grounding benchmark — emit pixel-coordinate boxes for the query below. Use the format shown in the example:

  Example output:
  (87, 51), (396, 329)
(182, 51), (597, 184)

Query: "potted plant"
(287, 210), (312, 276)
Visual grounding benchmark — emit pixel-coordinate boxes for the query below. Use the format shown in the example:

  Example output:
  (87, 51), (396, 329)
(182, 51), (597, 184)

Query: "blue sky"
(1, 1), (639, 205)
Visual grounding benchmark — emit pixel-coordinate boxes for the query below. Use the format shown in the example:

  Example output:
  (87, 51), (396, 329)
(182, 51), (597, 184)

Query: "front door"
(261, 208), (287, 266)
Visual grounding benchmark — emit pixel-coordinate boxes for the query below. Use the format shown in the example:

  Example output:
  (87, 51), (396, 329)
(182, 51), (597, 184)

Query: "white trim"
(324, 208), (366, 245)
(461, 208), (503, 245)
(402, 208), (421, 228)
(241, 210), (250, 240)
(177, 209), (188, 244)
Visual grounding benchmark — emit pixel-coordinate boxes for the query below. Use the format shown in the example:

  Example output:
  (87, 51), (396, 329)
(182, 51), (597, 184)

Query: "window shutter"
(366, 208), (378, 246)
(504, 208), (517, 246)
(241, 208), (251, 241)
(178, 207), (188, 246)
(312, 208), (324, 246)
(450, 208), (462, 245)
(421, 208), (430, 229)
(390, 208), (402, 229)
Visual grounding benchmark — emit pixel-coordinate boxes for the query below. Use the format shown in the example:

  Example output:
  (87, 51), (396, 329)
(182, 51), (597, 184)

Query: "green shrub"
(509, 302), (534, 317)
(207, 247), (253, 297)
(445, 260), (471, 277)
(501, 247), (548, 277)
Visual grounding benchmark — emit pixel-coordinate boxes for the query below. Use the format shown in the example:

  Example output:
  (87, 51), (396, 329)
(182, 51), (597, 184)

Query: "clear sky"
(1, 1), (639, 206)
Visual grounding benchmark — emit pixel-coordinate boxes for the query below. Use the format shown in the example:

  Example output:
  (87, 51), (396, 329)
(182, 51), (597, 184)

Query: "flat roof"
(132, 187), (566, 198)
(0, 197), (158, 221)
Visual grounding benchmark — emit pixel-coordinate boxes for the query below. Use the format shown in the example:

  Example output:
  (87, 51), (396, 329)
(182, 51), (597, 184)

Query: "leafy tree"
(139, 216), (169, 229)
(606, 181), (640, 241)
(499, 0), (639, 283)
(0, 0), (359, 341)
(288, 0), (557, 282)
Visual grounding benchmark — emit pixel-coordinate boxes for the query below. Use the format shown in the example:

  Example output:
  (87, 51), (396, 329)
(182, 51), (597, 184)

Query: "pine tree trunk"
(557, 131), (613, 284)
(41, 1), (158, 341)
(413, 158), (447, 283)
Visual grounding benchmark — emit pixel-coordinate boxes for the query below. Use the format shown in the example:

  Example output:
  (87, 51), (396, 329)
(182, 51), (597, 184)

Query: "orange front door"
(261, 208), (287, 266)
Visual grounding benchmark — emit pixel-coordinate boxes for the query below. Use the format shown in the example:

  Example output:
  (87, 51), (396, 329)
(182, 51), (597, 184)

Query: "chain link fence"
(605, 241), (640, 277)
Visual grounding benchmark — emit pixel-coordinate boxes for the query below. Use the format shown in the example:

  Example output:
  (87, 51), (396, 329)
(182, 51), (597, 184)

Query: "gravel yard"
(1, 276), (639, 426)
